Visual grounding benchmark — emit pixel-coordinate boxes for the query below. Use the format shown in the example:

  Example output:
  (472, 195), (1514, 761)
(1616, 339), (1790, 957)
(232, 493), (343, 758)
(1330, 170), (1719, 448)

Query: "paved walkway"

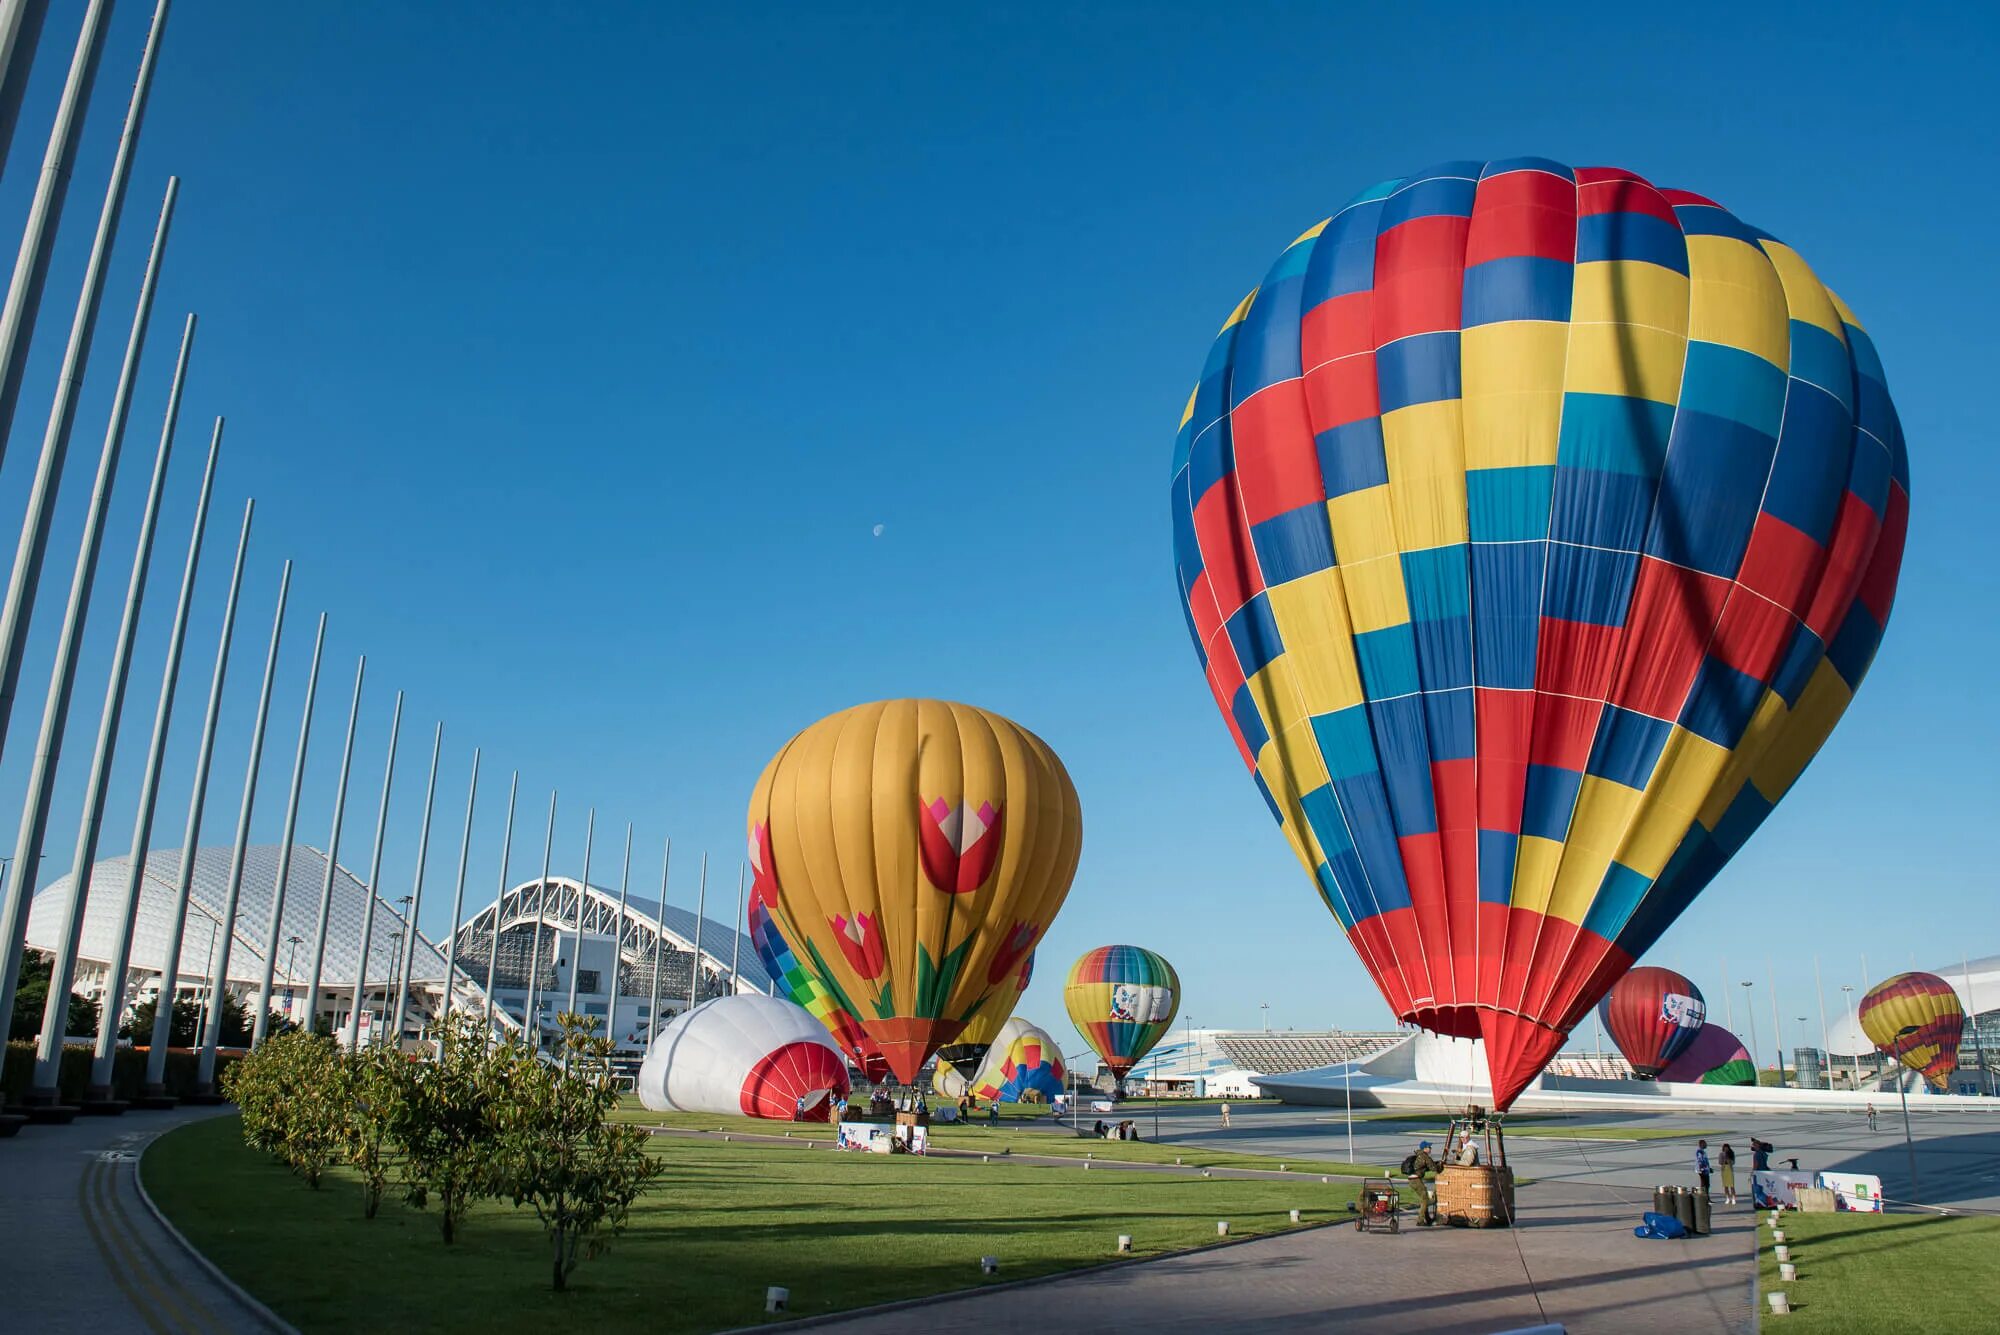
(793, 1180), (1756, 1334)
(0, 1105), (270, 1335)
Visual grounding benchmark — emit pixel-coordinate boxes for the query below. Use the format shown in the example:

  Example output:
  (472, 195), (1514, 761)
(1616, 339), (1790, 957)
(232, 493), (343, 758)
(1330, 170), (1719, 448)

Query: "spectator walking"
(1694, 1139), (1712, 1196)
(1717, 1143), (1737, 1204)
(1220, 1101), (1232, 1128)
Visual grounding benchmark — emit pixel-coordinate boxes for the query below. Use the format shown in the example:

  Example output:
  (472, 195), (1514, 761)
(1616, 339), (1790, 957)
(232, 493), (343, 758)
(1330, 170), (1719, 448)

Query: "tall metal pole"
(139, 497), (252, 1099)
(521, 789), (556, 1051)
(248, 613), (324, 1046)
(388, 721), (441, 1044)
(1815, 956), (1832, 1091)
(0, 0), (115, 474)
(480, 770), (516, 1038)
(301, 658), (363, 1030)
(1893, 1026), (1921, 1200)
(0, 180), (176, 1049)
(192, 561), (288, 1090)
(560, 808), (595, 1067)
(26, 310), (190, 1103)
(343, 692), (401, 1050)
(0, 0), (52, 184)
(1768, 959), (1786, 1088)
(437, 747), (479, 1024)
(647, 837), (668, 1034)
(728, 862), (744, 993)
(607, 821), (630, 1049)
(686, 852), (707, 1012)
(0, 1), (173, 752)
(1740, 980), (1760, 1076)
(86, 422), (216, 1096)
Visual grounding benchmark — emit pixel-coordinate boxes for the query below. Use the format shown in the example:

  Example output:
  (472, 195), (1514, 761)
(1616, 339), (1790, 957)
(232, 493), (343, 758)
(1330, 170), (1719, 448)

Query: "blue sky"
(1, 3), (1993, 1052)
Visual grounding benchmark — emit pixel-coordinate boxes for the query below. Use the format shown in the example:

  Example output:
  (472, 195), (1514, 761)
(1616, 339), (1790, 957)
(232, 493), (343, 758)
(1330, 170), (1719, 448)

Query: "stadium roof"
(26, 847), (771, 996)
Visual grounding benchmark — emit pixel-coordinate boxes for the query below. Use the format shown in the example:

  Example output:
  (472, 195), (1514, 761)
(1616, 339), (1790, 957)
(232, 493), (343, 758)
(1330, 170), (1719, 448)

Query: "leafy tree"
(495, 1013), (660, 1290)
(9, 953), (99, 1041)
(121, 993), (200, 1045)
(221, 1029), (348, 1187)
(344, 1045), (410, 1219)
(394, 1012), (504, 1242)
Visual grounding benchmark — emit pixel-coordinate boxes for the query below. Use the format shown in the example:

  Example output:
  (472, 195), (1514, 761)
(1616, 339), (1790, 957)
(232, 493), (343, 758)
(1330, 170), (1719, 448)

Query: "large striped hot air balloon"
(1859, 972), (1963, 1089)
(1065, 945), (1179, 1094)
(748, 700), (1082, 1085)
(1597, 966), (1705, 1078)
(1171, 159), (1908, 1110)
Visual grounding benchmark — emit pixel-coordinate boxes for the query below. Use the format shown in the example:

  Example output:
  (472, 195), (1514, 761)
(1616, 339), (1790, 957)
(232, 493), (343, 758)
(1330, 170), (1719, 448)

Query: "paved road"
(1123, 1100), (2000, 1211)
(0, 1106), (270, 1335)
(796, 1179), (1756, 1334)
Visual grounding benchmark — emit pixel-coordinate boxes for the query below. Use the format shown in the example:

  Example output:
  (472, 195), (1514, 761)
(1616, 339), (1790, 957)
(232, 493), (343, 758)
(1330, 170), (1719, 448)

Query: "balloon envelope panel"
(1170, 159), (1909, 1109)
(748, 700), (1082, 1084)
(1859, 972), (1962, 1088)
(638, 994), (851, 1121)
(1597, 966), (1706, 1077)
(1657, 1021), (1753, 1086)
(1065, 945), (1180, 1078)
(970, 1017), (1068, 1103)
(749, 896), (886, 1079)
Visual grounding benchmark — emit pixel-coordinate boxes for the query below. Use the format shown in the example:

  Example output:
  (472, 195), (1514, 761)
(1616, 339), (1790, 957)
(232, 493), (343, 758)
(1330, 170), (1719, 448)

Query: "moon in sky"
(872, 523), (885, 537)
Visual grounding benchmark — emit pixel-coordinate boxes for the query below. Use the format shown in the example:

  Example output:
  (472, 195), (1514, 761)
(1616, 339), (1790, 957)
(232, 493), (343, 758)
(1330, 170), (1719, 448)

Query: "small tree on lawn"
(496, 1012), (660, 1290)
(231, 1029), (347, 1187)
(394, 1011), (505, 1242)
(345, 1044), (410, 1218)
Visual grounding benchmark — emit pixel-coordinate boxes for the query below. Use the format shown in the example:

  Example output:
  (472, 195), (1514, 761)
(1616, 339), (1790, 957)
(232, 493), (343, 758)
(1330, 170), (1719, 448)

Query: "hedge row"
(1, 1040), (240, 1103)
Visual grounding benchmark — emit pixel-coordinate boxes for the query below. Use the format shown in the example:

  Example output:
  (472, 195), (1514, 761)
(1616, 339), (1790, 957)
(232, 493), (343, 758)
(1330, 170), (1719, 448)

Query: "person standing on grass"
(1220, 1101), (1232, 1128)
(1694, 1139), (1712, 1196)
(1718, 1143), (1737, 1204)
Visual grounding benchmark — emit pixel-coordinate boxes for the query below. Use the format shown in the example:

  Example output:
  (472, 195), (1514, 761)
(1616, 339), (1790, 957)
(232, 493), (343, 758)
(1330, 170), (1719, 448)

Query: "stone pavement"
(790, 1180), (1755, 1335)
(0, 1104), (273, 1335)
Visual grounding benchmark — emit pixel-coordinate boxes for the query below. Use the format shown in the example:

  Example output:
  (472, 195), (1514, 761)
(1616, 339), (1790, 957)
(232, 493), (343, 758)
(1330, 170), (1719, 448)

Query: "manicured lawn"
(614, 1099), (1390, 1176)
(146, 1114), (1359, 1333)
(1757, 1211), (2000, 1330)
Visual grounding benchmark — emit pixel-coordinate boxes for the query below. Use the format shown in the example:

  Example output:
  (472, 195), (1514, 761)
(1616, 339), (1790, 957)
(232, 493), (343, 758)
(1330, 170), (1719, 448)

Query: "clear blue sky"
(1, 3), (1993, 1052)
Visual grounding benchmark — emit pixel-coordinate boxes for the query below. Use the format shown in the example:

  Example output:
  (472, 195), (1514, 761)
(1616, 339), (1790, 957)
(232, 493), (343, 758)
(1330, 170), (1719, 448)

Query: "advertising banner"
(1816, 1171), (1885, 1211)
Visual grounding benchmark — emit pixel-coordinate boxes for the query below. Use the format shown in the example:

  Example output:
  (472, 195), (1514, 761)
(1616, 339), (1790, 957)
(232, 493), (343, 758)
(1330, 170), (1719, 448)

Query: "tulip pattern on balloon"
(1169, 158), (1908, 1109)
(746, 699), (1083, 1085)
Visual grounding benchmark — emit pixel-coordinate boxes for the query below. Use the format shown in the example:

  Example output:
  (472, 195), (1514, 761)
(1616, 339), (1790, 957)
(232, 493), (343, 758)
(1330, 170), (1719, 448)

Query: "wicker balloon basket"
(1435, 1163), (1516, 1227)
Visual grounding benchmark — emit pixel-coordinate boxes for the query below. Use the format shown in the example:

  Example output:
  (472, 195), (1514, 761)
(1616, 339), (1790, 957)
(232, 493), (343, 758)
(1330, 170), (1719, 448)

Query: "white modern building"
(23, 847), (768, 1051)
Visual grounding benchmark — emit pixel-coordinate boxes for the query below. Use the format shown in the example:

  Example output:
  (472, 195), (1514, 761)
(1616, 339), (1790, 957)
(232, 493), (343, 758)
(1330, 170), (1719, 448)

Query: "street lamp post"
(1740, 981), (1760, 1078)
(1892, 1024), (1922, 1202)
(1260, 1002), (1270, 1033)
(1841, 984), (1857, 1086)
(283, 934), (301, 1021)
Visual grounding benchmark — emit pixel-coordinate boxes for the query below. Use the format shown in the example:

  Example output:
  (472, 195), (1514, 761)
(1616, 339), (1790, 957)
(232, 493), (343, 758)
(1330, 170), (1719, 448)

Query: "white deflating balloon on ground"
(637, 994), (852, 1121)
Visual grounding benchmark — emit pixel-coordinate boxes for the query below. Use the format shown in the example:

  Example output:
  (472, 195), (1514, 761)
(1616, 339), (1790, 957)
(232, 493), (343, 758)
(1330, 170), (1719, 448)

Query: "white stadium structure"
(23, 845), (769, 1051)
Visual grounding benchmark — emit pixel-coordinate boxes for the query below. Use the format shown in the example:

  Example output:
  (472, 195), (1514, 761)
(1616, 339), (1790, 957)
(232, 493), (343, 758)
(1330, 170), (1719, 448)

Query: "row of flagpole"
(0, 3), (751, 1127)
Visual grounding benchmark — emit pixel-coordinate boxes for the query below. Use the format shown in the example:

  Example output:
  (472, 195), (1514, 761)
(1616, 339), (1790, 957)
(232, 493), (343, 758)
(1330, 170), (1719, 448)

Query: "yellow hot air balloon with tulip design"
(747, 700), (1082, 1085)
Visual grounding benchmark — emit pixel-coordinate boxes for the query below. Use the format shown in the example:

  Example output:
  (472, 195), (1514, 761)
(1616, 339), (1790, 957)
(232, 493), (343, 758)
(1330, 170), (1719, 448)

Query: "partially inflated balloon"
(1859, 972), (1962, 1089)
(1597, 966), (1705, 1078)
(1170, 159), (1909, 1109)
(748, 700), (1082, 1085)
(1065, 945), (1179, 1091)
(1657, 1022), (1754, 1086)
(971, 1017), (1067, 1104)
(637, 995), (851, 1121)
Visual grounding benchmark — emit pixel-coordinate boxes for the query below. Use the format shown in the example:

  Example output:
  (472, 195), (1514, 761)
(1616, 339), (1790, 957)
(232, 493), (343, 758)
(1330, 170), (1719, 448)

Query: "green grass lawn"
(613, 1099), (1390, 1176)
(1757, 1211), (2000, 1331)
(146, 1114), (1360, 1334)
